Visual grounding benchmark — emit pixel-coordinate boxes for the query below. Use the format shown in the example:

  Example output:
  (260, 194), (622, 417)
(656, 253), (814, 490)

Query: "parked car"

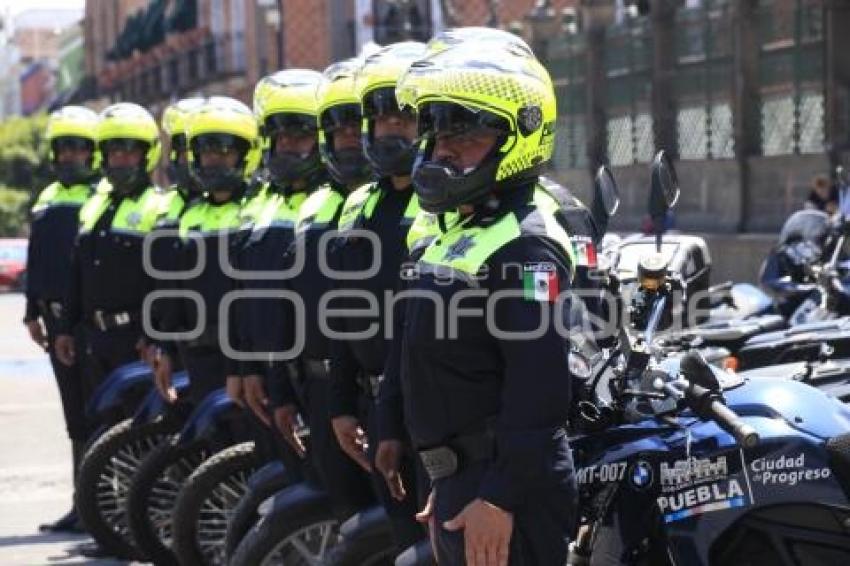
(0, 238), (27, 290)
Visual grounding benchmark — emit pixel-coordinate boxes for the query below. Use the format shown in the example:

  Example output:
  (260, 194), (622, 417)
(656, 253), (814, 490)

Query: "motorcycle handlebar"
(706, 397), (760, 449)
(684, 382), (760, 449)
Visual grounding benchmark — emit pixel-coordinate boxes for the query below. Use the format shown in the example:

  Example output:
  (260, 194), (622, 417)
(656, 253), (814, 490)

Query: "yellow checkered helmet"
(97, 102), (161, 192)
(317, 58), (372, 186)
(399, 44), (557, 213)
(253, 69), (326, 186)
(425, 27), (535, 58)
(355, 41), (426, 177)
(45, 105), (101, 185)
(185, 96), (261, 193)
(162, 97), (206, 189)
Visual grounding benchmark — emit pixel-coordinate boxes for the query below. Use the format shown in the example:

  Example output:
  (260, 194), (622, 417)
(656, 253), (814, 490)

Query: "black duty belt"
(37, 300), (63, 320)
(91, 309), (138, 332)
(303, 358), (332, 379)
(418, 429), (497, 482)
(357, 373), (383, 399)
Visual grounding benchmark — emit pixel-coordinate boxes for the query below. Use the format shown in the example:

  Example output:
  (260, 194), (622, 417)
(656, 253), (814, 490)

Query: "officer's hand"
(273, 404), (306, 458)
(416, 490), (438, 559)
(26, 319), (48, 350)
(226, 375), (245, 407)
(444, 498), (513, 566)
(244, 374), (272, 427)
(375, 439), (406, 501)
(135, 337), (149, 363)
(152, 351), (178, 403)
(54, 334), (76, 366)
(331, 416), (372, 472)
(139, 342), (159, 367)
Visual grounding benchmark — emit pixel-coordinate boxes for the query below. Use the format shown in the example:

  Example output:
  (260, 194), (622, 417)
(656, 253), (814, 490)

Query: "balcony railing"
(99, 30), (246, 103)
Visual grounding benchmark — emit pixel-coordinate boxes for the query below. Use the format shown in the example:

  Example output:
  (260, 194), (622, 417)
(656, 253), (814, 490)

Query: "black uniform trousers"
(299, 364), (375, 515)
(40, 305), (87, 441)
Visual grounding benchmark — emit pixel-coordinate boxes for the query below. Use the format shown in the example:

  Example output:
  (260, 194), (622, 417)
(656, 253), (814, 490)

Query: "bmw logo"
(629, 460), (653, 490)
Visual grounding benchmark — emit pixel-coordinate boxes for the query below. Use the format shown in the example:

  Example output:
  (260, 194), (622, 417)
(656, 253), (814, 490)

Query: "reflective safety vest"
(295, 184), (347, 235)
(178, 199), (244, 239)
(31, 181), (91, 220)
(336, 182), (420, 234)
(252, 184), (309, 235)
(78, 184), (167, 236)
(417, 184), (576, 282)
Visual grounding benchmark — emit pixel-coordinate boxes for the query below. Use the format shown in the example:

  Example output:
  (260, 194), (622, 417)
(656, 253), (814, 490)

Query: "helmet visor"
(52, 136), (95, 153)
(363, 88), (409, 119)
(101, 138), (149, 154)
(265, 113), (316, 136)
(320, 103), (361, 132)
(191, 133), (249, 157)
(418, 102), (509, 140)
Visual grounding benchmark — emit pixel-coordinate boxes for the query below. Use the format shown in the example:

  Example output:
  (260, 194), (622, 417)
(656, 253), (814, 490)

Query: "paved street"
(0, 293), (125, 565)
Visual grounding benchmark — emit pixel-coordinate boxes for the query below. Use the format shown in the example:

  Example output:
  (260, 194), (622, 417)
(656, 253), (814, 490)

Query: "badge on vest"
(523, 262), (559, 302)
(442, 235), (476, 261)
(126, 211), (142, 229)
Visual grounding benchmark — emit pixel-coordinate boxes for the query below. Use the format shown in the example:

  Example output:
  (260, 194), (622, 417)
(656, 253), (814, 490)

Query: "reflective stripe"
(253, 187), (308, 231)
(339, 183), (420, 234)
(179, 200), (244, 239)
(31, 182), (90, 214)
(338, 184), (378, 233)
(295, 185), (346, 234)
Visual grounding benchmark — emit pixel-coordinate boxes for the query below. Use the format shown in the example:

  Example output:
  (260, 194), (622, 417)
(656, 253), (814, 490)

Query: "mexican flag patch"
(571, 236), (598, 268)
(523, 262), (559, 302)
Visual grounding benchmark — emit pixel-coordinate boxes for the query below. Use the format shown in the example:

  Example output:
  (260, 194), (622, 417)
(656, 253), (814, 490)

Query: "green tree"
(0, 113), (51, 235)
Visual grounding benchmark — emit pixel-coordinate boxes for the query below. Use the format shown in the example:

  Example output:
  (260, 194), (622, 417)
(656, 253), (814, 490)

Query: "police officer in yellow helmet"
(325, 41), (432, 555)
(317, 58), (373, 188)
(54, 102), (167, 412)
(161, 97), (206, 196)
(385, 41), (579, 565)
(238, 68), (329, 426)
(25, 105), (100, 533)
(151, 96), (262, 406)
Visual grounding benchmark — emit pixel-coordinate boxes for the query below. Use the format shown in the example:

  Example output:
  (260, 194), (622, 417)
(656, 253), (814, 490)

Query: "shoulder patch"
(523, 261), (560, 302)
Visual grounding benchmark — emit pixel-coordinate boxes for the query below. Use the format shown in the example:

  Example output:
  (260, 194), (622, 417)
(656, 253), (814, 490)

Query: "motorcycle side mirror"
(680, 350), (721, 392)
(649, 150), (680, 252)
(591, 165), (620, 242)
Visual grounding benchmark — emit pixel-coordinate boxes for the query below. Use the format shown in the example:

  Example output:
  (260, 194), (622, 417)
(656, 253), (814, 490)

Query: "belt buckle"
(115, 312), (130, 326)
(419, 446), (459, 481)
(93, 310), (107, 331)
(49, 302), (63, 319)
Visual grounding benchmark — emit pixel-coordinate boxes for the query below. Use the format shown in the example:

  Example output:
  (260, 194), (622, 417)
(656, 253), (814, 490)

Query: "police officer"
(151, 96), (262, 408)
(141, 98), (206, 367)
(241, 59), (377, 513)
(323, 42), (430, 553)
(230, 70), (332, 474)
(382, 43), (579, 565)
(238, 69), (330, 428)
(54, 103), (168, 408)
(24, 106), (100, 532)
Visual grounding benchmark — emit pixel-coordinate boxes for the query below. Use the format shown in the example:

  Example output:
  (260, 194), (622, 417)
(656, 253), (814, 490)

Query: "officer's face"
(199, 147), (240, 168)
(432, 128), (500, 171)
(330, 122), (361, 151)
(106, 147), (143, 168)
(374, 111), (417, 143)
(275, 130), (316, 155)
(176, 148), (189, 165)
(56, 145), (92, 166)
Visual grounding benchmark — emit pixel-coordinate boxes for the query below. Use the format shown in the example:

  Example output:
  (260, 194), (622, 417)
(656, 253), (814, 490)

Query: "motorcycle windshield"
(778, 209), (830, 247)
